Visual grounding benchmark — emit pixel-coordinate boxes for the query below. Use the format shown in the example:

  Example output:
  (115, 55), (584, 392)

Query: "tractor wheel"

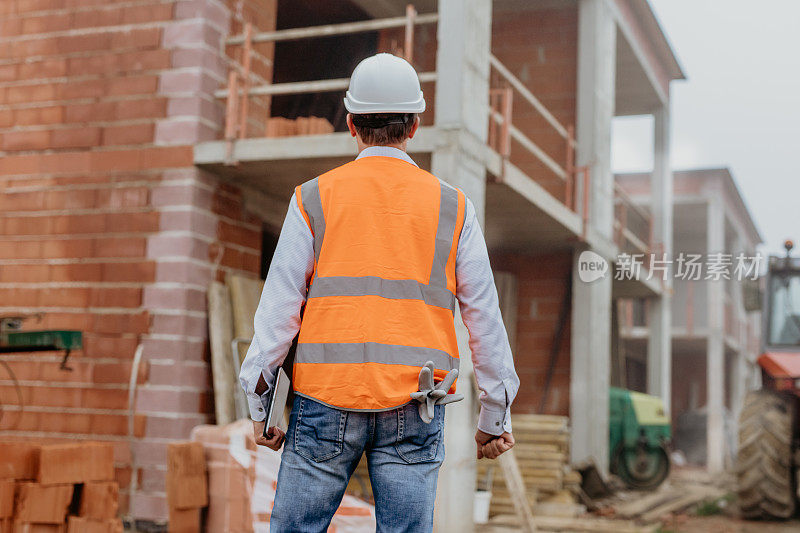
(737, 390), (797, 520)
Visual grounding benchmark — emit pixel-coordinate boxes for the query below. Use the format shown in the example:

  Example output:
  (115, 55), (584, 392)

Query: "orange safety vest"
(293, 155), (466, 410)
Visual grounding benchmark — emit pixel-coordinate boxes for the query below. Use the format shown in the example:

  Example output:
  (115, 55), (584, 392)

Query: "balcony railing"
(613, 182), (653, 257)
(486, 55), (591, 236)
(215, 5), (438, 164)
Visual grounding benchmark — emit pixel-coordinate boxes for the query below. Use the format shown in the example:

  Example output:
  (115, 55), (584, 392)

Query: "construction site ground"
(482, 466), (800, 533)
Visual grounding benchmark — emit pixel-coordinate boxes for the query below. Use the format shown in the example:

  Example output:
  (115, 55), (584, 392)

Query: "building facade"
(0, 0), (682, 526)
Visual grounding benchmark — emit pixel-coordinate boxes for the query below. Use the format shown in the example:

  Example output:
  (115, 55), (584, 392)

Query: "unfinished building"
(617, 168), (762, 473)
(0, 0), (683, 525)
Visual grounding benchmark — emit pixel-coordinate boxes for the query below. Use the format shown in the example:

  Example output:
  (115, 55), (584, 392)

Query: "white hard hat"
(344, 53), (426, 114)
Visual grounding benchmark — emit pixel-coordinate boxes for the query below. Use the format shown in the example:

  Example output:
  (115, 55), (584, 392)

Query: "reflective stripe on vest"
(293, 157), (466, 410)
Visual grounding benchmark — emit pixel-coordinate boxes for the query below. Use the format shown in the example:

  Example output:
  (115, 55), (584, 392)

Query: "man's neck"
(356, 141), (407, 153)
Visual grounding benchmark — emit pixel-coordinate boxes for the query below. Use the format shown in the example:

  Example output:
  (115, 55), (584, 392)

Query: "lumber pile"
(477, 414), (581, 518)
(166, 443), (209, 533)
(0, 441), (122, 532)
(265, 116), (334, 137)
(208, 275), (265, 423)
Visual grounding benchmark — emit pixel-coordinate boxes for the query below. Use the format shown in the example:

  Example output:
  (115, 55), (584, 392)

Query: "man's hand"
(253, 419), (285, 451)
(475, 429), (514, 459)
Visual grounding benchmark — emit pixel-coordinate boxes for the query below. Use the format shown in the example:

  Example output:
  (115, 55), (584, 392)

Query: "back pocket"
(395, 403), (443, 464)
(294, 397), (348, 462)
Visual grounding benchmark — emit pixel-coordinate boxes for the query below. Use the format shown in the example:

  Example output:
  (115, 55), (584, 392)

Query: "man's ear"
(346, 114), (357, 138)
(408, 115), (420, 139)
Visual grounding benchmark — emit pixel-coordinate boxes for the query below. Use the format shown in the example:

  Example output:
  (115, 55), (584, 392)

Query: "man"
(239, 53), (519, 532)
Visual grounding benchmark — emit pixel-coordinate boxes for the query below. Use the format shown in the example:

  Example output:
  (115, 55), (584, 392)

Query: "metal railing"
(486, 54), (591, 236)
(217, 4), (438, 163)
(613, 182), (653, 257)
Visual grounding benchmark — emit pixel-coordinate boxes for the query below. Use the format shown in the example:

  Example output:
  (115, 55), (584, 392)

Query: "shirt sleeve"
(238, 192), (314, 421)
(455, 198), (520, 436)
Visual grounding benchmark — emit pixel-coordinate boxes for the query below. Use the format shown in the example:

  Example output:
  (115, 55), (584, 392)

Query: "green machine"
(0, 315), (82, 371)
(609, 386), (672, 490)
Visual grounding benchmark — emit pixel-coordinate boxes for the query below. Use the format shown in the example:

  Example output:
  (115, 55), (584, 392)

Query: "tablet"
(263, 367), (290, 438)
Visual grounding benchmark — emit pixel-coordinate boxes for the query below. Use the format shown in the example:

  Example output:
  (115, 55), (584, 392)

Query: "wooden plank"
(226, 274), (265, 365)
(639, 487), (726, 523)
(498, 450), (537, 532)
(614, 489), (682, 519)
(489, 514), (657, 533)
(207, 281), (236, 425)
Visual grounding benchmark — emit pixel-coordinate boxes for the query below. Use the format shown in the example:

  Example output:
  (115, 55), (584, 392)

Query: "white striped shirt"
(239, 146), (519, 435)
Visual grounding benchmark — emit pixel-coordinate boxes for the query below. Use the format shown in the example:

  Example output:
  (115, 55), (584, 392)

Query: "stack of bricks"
(166, 442), (208, 533)
(0, 441), (122, 532)
(264, 116), (335, 137)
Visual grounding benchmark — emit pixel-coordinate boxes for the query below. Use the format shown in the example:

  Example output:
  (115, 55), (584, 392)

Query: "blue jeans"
(270, 396), (445, 533)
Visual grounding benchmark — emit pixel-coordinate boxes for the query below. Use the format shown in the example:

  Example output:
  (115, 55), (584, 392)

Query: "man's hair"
(351, 113), (417, 145)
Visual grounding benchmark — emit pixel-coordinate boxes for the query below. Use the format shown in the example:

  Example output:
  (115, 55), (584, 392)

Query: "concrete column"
(570, 248), (612, 471)
(430, 0), (492, 530)
(647, 106), (673, 411)
(569, 0), (616, 473)
(706, 196), (726, 473)
(576, 0), (617, 239)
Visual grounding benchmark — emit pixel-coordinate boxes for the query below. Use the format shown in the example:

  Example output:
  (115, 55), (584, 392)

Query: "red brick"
(0, 479), (14, 518)
(96, 187), (149, 209)
(82, 389), (130, 410)
(49, 263), (102, 282)
(0, 241), (41, 259)
(41, 239), (95, 259)
(0, 264), (49, 283)
(101, 123), (154, 146)
(17, 58), (67, 80)
(2, 130), (50, 152)
(78, 481), (119, 520)
(115, 98), (167, 121)
(93, 237), (146, 258)
(37, 442), (114, 484)
(14, 105), (64, 126)
(92, 360), (148, 384)
(168, 507), (200, 533)
(100, 261), (155, 282)
(106, 75), (158, 97)
(44, 189), (97, 210)
(21, 13), (72, 34)
(14, 482), (73, 523)
(166, 442), (207, 510)
(58, 79), (105, 100)
(64, 102), (116, 123)
(123, 3), (174, 24)
(67, 516), (123, 533)
(110, 28), (161, 49)
(89, 287), (142, 308)
(51, 127), (101, 149)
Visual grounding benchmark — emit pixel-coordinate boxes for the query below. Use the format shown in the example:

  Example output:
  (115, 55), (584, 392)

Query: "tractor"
(737, 240), (800, 519)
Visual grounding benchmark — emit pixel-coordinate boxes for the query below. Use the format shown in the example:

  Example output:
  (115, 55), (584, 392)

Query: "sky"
(611, 0), (800, 256)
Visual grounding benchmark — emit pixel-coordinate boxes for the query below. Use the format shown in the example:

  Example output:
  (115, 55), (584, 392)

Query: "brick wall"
(491, 251), (573, 416)
(0, 0), (274, 522)
(492, 6), (578, 203)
